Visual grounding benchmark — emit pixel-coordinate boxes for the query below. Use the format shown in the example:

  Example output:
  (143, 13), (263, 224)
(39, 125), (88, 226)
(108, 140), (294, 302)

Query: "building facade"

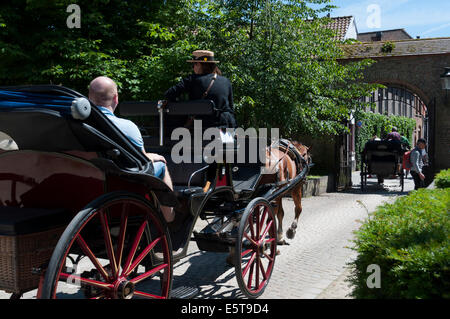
(329, 16), (449, 188)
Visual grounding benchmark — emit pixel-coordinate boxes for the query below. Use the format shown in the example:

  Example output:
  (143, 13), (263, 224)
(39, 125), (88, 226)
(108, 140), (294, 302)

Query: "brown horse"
(225, 140), (311, 265)
(265, 140), (311, 245)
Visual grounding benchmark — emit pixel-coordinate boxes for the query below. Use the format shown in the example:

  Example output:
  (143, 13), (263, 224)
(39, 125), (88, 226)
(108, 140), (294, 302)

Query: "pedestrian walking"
(409, 138), (427, 190)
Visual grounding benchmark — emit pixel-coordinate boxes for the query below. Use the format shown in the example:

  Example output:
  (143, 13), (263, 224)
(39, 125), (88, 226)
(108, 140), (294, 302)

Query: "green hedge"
(355, 112), (416, 170)
(348, 188), (450, 298)
(435, 169), (450, 189)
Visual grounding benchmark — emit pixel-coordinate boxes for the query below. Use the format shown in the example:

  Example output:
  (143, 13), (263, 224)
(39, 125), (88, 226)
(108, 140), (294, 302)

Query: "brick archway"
(341, 38), (450, 171)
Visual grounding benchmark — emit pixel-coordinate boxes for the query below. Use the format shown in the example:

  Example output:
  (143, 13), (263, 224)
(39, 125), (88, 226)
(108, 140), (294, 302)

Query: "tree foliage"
(0, 0), (195, 99)
(435, 169), (450, 189)
(0, 0), (379, 136)
(168, 0), (380, 136)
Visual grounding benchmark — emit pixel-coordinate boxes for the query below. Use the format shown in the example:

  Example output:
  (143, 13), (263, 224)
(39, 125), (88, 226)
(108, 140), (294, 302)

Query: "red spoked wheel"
(40, 192), (172, 299)
(235, 197), (277, 298)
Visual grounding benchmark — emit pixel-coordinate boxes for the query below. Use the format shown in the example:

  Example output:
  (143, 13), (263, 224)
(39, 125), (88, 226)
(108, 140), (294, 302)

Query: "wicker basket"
(0, 226), (65, 294)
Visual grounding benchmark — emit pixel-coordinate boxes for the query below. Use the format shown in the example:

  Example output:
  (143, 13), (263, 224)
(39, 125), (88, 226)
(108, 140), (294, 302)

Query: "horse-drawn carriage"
(0, 85), (311, 299)
(360, 139), (406, 192)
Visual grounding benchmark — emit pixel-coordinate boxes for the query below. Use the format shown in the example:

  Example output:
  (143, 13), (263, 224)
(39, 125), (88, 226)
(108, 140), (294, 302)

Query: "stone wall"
(302, 174), (335, 197)
(295, 135), (337, 175)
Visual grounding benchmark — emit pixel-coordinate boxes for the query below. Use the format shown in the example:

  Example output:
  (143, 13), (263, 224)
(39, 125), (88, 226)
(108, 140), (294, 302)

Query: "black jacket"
(164, 73), (237, 128)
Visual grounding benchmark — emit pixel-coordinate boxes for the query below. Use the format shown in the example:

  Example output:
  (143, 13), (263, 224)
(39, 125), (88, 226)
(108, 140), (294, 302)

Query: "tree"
(175, 0), (380, 137)
(1, 0), (379, 138)
(0, 0), (195, 100)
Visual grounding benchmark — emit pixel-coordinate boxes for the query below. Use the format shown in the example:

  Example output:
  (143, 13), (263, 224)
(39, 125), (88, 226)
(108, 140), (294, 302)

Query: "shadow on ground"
(172, 250), (245, 299)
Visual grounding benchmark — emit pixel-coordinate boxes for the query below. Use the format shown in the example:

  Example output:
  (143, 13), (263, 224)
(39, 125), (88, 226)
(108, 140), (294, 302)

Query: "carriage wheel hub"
(115, 278), (135, 299)
(258, 239), (268, 254)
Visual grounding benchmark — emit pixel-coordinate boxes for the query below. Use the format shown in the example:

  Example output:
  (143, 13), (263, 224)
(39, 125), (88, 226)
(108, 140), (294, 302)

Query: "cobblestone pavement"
(169, 172), (414, 299)
(0, 172), (414, 299)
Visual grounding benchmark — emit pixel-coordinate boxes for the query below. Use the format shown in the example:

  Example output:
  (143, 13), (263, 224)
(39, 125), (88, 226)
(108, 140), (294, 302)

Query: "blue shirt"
(98, 106), (144, 149)
(98, 106), (166, 180)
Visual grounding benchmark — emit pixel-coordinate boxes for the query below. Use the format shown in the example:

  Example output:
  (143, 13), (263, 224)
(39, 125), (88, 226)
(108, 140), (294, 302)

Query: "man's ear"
(111, 93), (119, 110)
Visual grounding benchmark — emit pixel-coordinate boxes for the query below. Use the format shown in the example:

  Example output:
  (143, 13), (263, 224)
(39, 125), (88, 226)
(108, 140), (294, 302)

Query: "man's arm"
(141, 149), (166, 163)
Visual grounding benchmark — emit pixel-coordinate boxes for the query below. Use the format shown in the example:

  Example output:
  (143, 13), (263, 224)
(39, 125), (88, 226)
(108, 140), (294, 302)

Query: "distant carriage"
(360, 140), (406, 192)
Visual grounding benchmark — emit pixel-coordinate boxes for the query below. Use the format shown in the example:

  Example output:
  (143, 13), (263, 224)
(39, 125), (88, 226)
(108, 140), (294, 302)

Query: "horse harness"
(273, 139), (308, 175)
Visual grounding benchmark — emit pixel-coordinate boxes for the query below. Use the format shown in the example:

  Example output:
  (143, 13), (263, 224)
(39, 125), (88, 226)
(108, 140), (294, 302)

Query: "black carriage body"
(362, 140), (403, 175)
(360, 140), (406, 190)
(0, 86), (177, 294)
(118, 98), (311, 259)
(0, 85), (310, 298)
(0, 86), (176, 207)
(119, 100), (263, 256)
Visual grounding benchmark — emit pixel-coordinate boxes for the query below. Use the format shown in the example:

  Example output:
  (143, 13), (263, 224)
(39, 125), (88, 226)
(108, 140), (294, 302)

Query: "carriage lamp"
(441, 67), (450, 92)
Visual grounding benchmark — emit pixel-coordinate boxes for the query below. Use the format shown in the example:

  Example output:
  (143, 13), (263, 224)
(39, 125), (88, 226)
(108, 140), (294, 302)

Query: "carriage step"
(171, 286), (199, 299)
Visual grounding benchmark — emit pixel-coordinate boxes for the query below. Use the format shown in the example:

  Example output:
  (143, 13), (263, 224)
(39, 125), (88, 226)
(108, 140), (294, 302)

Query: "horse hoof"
(277, 239), (289, 245)
(286, 228), (296, 240)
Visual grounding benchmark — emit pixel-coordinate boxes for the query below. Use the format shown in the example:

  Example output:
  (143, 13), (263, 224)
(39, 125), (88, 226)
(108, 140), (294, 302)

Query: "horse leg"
(275, 197), (287, 246)
(286, 185), (303, 240)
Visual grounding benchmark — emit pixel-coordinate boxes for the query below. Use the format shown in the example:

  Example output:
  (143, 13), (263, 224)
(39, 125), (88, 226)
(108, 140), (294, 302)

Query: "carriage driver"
(164, 50), (237, 129)
(88, 76), (175, 222)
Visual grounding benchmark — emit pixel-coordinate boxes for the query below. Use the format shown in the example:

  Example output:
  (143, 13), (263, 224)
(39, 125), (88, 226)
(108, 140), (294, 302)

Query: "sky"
(322, 0), (450, 38)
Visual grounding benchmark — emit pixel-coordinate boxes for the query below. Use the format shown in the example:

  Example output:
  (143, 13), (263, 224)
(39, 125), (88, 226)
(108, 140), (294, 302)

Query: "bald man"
(88, 76), (175, 222)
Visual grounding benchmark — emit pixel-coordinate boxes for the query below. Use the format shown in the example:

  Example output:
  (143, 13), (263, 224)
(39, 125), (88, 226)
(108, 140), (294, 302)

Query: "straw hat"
(186, 50), (219, 63)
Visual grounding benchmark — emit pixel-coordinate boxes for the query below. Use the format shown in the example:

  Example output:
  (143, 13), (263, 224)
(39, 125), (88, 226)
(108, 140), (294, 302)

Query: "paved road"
(0, 172), (414, 299)
(171, 172), (414, 299)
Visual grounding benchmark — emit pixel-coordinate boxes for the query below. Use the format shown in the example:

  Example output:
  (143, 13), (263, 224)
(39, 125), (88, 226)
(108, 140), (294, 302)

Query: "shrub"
(381, 41), (396, 53)
(348, 188), (450, 298)
(435, 169), (450, 189)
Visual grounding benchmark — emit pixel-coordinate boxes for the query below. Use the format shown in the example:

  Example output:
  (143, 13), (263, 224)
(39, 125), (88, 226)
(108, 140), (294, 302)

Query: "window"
(385, 96), (389, 114)
(362, 86), (426, 119)
(378, 89), (383, 114)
